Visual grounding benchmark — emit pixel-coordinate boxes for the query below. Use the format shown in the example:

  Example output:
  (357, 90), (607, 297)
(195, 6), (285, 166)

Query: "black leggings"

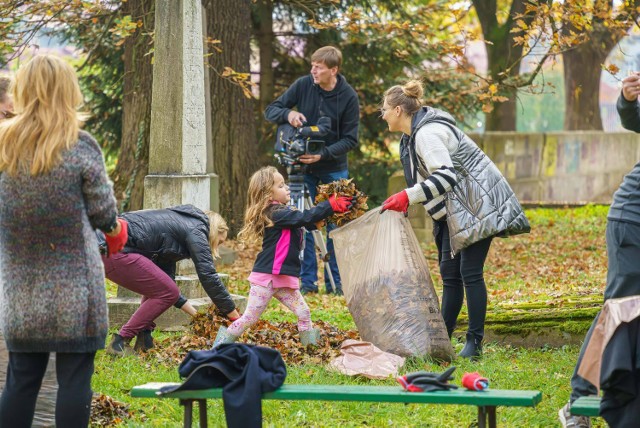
(434, 221), (492, 341)
(0, 351), (95, 428)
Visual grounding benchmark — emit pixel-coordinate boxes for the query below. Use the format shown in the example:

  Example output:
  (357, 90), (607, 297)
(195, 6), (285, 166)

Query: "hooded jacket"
(400, 107), (530, 254)
(97, 205), (235, 314)
(264, 74), (359, 174)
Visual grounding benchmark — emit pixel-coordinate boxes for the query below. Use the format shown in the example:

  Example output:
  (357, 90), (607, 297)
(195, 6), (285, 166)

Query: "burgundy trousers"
(102, 253), (180, 338)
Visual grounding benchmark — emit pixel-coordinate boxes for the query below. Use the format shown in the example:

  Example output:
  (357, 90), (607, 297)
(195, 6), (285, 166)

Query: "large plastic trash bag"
(330, 209), (454, 360)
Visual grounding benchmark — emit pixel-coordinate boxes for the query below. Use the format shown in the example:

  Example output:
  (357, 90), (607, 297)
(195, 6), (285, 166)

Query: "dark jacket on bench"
(160, 344), (287, 428)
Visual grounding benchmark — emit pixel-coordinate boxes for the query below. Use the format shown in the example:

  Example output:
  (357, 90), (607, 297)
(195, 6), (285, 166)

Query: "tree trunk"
(205, 0), (258, 235)
(485, 88), (517, 131)
(563, 46), (606, 131)
(473, 0), (529, 131)
(253, 0), (274, 113)
(111, 0), (154, 211)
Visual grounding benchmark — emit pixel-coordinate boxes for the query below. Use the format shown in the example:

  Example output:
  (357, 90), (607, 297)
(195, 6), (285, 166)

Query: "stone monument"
(108, 0), (245, 330)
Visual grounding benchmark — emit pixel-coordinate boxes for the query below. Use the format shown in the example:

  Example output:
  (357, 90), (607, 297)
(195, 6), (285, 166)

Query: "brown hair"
(237, 166), (279, 243)
(383, 79), (424, 116)
(311, 46), (342, 69)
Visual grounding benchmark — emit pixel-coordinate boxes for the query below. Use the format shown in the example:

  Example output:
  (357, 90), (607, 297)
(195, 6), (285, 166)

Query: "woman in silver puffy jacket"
(380, 80), (530, 359)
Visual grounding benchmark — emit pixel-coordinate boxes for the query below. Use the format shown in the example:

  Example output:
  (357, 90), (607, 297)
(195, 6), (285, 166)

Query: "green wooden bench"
(570, 396), (601, 417)
(131, 382), (542, 428)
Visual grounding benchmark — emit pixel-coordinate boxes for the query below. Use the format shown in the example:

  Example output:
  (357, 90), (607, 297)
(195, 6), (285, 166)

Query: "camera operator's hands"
(328, 195), (354, 213)
(298, 154), (321, 164)
(288, 111), (307, 128)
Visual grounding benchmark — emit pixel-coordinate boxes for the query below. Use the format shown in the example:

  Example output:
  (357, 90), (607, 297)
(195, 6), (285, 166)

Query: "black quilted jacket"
(98, 204), (235, 314)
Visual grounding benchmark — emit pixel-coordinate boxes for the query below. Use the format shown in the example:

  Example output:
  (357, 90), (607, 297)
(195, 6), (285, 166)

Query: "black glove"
(397, 366), (458, 392)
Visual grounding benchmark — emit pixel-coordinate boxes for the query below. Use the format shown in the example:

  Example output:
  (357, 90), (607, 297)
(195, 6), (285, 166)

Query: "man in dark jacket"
(264, 46), (360, 295)
(559, 72), (640, 428)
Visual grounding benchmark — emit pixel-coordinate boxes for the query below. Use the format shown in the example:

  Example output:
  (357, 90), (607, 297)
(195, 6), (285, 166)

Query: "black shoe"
(334, 289), (344, 296)
(301, 283), (319, 295)
(106, 333), (134, 357)
(458, 333), (482, 360)
(134, 329), (154, 352)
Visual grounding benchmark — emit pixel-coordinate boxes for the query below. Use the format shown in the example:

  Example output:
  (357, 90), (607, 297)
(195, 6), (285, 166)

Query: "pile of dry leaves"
(90, 393), (143, 426)
(314, 178), (368, 226)
(146, 306), (359, 366)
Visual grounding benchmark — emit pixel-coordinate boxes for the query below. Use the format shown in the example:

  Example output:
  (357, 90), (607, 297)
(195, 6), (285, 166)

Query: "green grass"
(94, 336), (606, 427)
(94, 206), (611, 426)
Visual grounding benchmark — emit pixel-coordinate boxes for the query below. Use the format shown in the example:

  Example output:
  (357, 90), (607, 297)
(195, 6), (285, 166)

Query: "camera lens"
(306, 140), (324, 155)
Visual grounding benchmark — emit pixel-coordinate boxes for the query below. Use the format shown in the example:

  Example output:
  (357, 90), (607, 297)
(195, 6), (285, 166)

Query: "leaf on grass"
(90, 393), (143, 426)
(146, 306), (359, 366)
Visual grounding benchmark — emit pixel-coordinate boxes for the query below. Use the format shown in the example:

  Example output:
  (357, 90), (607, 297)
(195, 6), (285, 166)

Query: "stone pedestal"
(143, 174), (219, 211)
(108, 296), (247, 332)
(109, 273), (247, 331)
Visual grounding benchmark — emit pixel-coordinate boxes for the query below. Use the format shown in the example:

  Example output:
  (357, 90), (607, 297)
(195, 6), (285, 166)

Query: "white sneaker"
(558, 402), (591, 428)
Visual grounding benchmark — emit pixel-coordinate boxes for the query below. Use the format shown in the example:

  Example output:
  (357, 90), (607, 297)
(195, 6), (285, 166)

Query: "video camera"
(274, 116), (330, 174)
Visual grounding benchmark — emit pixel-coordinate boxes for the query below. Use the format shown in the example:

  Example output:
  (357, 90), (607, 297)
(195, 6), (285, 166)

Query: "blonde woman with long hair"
(96, 205), (241, 356)
(213, 166), (352, 347)
(0, 55), (127, 426)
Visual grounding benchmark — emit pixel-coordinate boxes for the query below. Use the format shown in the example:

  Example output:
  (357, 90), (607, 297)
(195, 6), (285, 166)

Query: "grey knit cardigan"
(0, 131), (118, 353)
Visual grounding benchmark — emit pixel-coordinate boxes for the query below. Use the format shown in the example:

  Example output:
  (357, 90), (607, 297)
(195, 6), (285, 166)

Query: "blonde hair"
(204, 210), (229, 259)
(237, 166), (279, 243)
(383, 79), (424, 116)
(0, 55), (86, 176)
(311, 46), (342, 69)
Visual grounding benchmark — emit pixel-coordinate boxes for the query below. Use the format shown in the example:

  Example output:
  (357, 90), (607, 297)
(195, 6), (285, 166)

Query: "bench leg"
(197, 399), (208, 428)
(478, 406), (497, 428)
(180, 399), (194, 428)
(487, 406), (496, 428)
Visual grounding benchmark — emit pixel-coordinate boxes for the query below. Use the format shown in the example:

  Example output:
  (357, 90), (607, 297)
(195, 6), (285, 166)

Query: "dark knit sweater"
(0, 131), (118, 353)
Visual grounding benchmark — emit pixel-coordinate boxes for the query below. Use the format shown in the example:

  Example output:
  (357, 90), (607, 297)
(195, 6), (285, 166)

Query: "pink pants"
(227, 282), (312, 337)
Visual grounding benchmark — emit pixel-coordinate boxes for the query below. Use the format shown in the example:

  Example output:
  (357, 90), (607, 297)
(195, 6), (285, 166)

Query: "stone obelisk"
(108, 0), (244, 330)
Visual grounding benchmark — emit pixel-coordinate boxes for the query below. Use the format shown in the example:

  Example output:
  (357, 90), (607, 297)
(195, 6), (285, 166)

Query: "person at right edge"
(264, 46), (360, 296)
(557, 72), (640, 428)
(379, 80), (530, 360)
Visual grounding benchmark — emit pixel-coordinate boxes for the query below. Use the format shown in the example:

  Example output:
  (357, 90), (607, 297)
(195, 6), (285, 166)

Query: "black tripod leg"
(304, 196), (337, 291)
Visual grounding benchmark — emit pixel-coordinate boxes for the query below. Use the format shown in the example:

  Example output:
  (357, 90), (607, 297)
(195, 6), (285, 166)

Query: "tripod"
(287, 173), (337, 292)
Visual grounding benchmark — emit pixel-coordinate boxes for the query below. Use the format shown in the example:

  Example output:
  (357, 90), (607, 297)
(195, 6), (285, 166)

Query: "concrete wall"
(471, 131), (640, 204)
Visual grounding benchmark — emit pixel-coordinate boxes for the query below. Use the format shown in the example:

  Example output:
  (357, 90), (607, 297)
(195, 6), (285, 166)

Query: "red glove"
(461, 372), (489, 391)
(380, 190), (409, 213)
(105, 218), (128, 257)
(328, 195), (353, 213)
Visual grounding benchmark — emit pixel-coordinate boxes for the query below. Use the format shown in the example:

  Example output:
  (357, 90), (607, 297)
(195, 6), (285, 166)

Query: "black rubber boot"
(133, 329), (154, 352)
(106, 333), (134, 357)
(458, 333), (482, 360)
